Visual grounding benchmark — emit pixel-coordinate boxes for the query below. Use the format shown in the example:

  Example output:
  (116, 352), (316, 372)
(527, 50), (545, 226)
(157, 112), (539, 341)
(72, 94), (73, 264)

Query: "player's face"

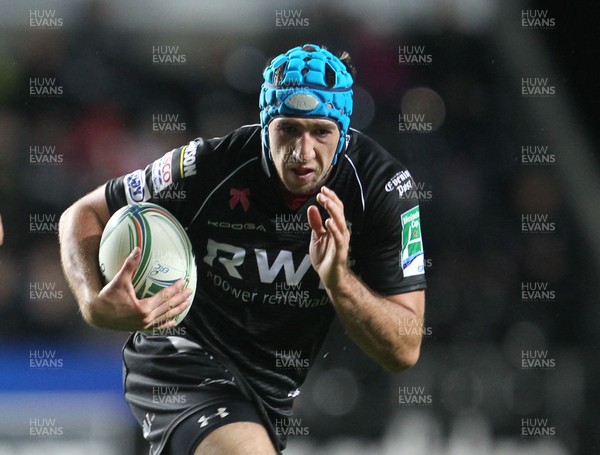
(268, 117), (340, 195)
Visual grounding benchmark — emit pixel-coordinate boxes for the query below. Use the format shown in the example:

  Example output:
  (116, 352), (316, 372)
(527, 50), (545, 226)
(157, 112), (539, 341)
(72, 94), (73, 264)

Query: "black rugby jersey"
(105, 124), (426, 414)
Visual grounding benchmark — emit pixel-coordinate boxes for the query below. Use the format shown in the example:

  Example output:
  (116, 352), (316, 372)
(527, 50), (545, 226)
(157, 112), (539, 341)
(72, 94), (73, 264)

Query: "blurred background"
(0, 0), (598, 454)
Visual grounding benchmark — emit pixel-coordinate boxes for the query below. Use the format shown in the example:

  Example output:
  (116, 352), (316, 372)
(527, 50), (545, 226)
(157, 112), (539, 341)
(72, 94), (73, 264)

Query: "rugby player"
(59, 44), (426, 454)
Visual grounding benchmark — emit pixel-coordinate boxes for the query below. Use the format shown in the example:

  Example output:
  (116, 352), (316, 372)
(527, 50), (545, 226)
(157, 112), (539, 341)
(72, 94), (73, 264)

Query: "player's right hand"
(88, 247), (193, 331)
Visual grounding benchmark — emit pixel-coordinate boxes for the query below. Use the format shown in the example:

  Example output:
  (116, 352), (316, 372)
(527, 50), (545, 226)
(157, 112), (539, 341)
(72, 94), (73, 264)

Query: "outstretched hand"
(307, 186), (350, 290)
(91, 247), (192, 331)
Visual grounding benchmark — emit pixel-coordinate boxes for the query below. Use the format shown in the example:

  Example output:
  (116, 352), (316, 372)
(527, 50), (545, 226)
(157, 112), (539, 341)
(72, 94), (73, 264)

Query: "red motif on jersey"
(229, 188), (250, 211)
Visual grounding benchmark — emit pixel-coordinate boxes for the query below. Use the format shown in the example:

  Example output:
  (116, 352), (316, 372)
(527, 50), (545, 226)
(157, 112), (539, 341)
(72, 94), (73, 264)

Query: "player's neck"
(279, 187), (316, 211)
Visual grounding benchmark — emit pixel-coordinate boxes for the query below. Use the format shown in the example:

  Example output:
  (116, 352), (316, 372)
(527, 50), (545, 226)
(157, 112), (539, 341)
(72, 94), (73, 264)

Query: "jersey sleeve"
(105, 136), (216, 227)
(356, 169), (427, 296)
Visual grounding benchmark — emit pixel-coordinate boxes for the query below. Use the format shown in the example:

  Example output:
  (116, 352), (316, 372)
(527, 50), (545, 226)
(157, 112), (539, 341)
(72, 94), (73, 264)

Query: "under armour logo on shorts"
(198, 407), (230, 428)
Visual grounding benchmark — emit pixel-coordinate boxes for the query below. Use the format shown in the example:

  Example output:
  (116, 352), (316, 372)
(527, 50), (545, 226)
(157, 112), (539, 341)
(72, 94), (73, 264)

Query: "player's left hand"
(307, 186), (350, 289)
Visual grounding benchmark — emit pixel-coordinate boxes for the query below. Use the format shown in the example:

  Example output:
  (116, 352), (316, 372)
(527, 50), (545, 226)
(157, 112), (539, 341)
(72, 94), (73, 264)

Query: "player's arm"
(307, 186), (424, 373)
(59, 184), (191, 331)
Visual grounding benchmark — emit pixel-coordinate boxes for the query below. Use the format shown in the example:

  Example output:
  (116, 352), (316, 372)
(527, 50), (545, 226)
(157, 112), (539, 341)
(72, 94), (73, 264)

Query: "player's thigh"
(194, 421), (277, 455)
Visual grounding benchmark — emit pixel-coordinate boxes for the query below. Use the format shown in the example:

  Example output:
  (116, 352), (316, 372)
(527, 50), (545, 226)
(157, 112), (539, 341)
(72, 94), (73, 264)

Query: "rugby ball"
(98, 202), (197, 326)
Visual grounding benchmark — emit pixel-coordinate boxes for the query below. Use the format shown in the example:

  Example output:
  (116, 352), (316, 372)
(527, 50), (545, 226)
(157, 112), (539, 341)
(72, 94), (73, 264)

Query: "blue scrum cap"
(259, 44), (354, 164)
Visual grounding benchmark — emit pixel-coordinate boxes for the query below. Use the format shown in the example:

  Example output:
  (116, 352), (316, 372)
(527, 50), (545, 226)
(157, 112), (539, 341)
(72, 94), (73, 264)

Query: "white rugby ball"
(98, 202), (197, 327)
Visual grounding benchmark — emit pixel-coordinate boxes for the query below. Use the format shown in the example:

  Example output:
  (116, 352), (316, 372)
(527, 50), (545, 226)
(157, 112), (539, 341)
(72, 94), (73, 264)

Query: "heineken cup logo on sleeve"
(400, 206), (425, 277)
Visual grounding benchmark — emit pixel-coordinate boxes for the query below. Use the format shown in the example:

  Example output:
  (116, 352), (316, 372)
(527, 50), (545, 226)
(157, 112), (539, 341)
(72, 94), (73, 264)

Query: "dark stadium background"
(0, 1), (597, 453)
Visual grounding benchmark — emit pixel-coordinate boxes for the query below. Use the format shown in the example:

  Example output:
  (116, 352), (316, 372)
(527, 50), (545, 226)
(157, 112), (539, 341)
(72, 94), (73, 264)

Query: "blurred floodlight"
(312, 368), (359, 416)
(351, 86), (376, 130)
(401, 87), (446, 131)
(224, 46), (267, 93)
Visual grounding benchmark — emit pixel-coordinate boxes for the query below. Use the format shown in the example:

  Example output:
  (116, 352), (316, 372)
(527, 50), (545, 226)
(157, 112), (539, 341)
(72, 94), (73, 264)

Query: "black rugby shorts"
(122, 332), (284, 455)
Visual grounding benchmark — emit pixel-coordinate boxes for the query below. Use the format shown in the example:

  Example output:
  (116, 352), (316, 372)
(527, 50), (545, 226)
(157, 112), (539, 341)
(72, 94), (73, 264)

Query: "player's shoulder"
(175, 124), (261, 177)
(191, 123), (261, 157)
(344, 128), (414, 196)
